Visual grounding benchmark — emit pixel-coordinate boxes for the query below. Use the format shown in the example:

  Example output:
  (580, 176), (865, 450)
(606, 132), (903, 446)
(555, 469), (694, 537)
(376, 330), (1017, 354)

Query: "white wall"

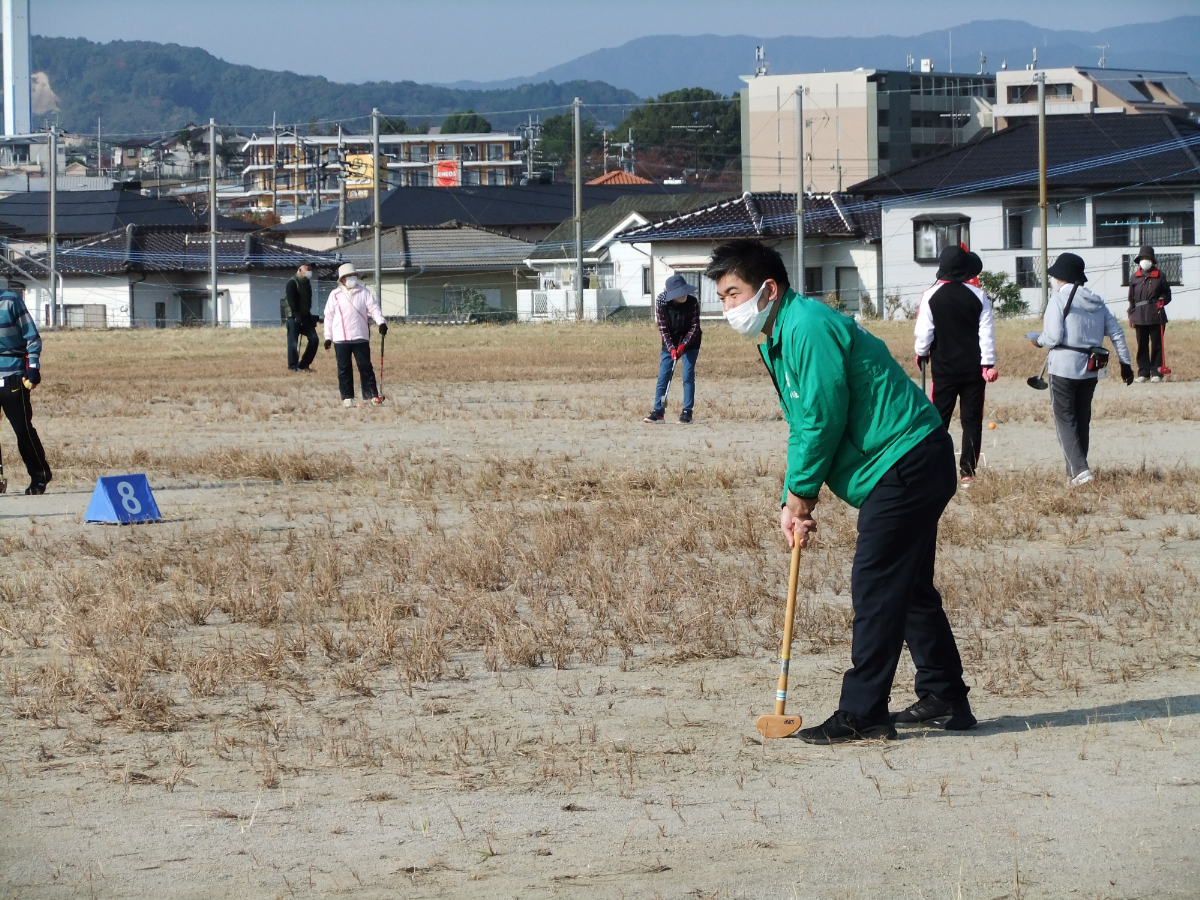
(517, 289), (622, 321)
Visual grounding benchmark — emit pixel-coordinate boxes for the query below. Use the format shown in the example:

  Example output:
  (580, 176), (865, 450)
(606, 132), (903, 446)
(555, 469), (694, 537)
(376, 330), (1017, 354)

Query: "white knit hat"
(337, 262), (358, 280)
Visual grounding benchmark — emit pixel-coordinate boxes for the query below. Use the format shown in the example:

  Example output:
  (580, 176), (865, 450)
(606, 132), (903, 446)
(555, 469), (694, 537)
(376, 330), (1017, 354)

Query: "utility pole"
(48, 125), (57, 327)
(209, 118), (218, 326)
(337, 124), (346, 241)
(97, 118), (101, 177)
(294, 128), (301, 219)
(1037, 73), (1048, 314)
(573, 97), (583, 320)
(271, 112), (278, 217)
(794, 88), (804, 297)
(602, 130), (608, 174)
(372, 108), (382, 305)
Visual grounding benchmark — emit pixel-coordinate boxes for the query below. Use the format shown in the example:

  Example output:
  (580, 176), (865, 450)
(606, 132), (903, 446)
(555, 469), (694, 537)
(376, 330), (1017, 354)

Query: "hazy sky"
(33, 0), (1197, 84)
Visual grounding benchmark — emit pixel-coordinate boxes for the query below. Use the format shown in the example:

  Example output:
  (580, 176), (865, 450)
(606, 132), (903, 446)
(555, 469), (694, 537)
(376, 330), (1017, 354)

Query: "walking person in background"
(1032, 253), (1134, 486)
(0, 284), (51, 494)
(644, 274), (702, 424)
(913, 245), (997, 487)
(285, 262), (319, 372)
(323, 263), (387, 407)
(1126, 245), (1172, 382)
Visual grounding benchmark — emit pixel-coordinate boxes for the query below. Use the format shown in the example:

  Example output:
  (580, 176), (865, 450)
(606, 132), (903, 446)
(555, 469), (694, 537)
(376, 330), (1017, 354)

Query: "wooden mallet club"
(756, 524), (804, 739)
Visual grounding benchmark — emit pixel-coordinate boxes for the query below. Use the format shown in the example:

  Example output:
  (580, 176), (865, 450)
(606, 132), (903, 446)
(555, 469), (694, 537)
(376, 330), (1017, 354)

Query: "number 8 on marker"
(116, 481), (142, 515)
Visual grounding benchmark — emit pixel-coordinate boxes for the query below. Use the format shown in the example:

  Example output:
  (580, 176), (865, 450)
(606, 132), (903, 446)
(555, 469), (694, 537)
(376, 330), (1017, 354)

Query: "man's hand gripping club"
(780, 490), (817, 549)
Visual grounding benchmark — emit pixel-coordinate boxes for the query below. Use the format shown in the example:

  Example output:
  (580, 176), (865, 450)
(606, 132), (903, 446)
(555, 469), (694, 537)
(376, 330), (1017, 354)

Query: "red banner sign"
(435, 160), (459, 187)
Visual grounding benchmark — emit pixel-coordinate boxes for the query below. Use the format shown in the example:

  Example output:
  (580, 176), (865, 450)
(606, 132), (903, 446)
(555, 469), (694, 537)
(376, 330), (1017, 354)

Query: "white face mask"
(299, 270), (311, 280)
(724, 282), (774, 337)
(342, 276), (359, 289)
(1139, 259), (1153, 272)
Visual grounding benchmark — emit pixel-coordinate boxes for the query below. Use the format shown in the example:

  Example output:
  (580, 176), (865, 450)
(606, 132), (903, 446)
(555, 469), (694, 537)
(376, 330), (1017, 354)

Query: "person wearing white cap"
(323, 263), (387, 407)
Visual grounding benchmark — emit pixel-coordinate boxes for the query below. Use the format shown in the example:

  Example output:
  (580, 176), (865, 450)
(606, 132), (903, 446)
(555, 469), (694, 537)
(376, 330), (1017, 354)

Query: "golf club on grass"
(377, 332), (386, 403)
(0, 431), (6, 494)
(1027, 355), (1050, 391)
(659, 353), (679, 410)
(755, 524), (804, 739)
(1158, 322), (1172, 376)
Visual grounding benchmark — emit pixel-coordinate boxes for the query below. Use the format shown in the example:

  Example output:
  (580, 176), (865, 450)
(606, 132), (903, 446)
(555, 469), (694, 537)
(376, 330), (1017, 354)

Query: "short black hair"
(703, 240), (790, 293)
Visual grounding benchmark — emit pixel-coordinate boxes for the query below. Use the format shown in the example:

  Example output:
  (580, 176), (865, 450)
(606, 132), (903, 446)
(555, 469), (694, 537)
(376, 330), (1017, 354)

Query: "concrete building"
(850, 114), (1200, 319)
(994, 67), (1200, 129)
(240, 132), (524, 220)
(740, 68), (995, 194)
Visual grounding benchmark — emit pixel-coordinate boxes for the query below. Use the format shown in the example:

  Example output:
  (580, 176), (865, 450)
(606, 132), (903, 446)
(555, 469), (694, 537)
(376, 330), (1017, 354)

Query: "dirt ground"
(1, 322), (1198, 900)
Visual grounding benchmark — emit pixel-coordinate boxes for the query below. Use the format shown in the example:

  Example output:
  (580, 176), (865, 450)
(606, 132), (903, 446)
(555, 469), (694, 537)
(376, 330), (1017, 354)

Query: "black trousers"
(839, 429), (966, 721)
(930, 371), (985, 477)
(334, 341), (377, 400)
(0, 374), (51, 485)
(1050, 375), (1096, 479)
(1134, 323), (1164, 377)
(286, 316), (318, 370)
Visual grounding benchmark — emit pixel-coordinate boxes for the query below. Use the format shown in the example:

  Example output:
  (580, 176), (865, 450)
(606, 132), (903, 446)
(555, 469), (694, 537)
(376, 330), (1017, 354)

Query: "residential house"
(7, 225), (337, 328)
(335, 221), (535, 318)
(272, 182), (719, 251)
(519, 193), (735, 321)
(740, 67), (995, 194)
(849, 113), (1200, 317)
(617, 191), (882, 316)
(994, 68), (1200, 129)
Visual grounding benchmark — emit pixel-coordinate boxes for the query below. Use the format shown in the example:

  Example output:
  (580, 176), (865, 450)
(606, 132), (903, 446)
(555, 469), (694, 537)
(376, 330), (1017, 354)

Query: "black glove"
(23, 368), (40, 387)
(324, 339), (332, 351)
(378, 323), (388, 336)
(1121, 362), (1134, 385)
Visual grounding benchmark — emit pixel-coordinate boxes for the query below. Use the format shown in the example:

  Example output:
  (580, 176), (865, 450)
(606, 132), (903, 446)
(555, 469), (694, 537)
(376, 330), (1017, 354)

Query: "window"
(486, 168), (504, 186)
(463, 167), (481, 186)
(877, 109), (889, 127)
(1095, 212), (1195, 248)
(1015, 257), (1040, 288)
(488, 143), (505, 161)
(878, 143), (889, 160)
(1121, 253), (1183, 286)
(461, 144), (479, 161)
(912, 216), (970, 261)
(412, 145), (429, 163)
(641, 266), (652, 295)
(804, 267), (822, 296)
(1006, 211), (1025, 249)
(436, 144), (452, 160)
(413, 169), (430, 186)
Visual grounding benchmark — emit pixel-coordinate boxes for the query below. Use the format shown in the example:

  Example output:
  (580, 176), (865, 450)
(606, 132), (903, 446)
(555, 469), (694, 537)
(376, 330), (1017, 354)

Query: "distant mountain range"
(27, 36), (642, 136)
(439, 17), (1200, 97)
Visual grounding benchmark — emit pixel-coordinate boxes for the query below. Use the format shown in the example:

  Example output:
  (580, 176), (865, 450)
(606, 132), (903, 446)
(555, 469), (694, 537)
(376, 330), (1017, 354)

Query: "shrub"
(979, 270), (1028, 318)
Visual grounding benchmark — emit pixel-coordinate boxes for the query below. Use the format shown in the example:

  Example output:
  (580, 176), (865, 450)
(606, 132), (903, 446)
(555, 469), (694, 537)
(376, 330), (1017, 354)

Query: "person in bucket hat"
(322, 263), (387, 407)
(1030, 253), (1133, 486)
(643, 273), (702, 424)
(1126, 245), (1172, 382)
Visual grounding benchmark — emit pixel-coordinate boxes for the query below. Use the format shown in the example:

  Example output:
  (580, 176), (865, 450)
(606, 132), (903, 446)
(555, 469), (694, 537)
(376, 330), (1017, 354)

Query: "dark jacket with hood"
(1127, 267), (1171, 327)
(284, 274), (313, 319)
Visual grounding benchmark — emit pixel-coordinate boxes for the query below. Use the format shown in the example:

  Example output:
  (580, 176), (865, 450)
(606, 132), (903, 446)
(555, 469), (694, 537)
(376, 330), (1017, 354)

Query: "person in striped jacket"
(0, 286), (51, 494)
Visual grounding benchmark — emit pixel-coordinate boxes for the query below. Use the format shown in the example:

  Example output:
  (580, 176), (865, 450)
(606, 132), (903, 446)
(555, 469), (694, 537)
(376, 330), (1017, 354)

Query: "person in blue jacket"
(0, 286), (51, 494)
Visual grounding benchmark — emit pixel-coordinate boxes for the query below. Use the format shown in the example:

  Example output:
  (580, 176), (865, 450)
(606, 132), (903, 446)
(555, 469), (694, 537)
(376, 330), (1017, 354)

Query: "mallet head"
(755, 713), (803, 739)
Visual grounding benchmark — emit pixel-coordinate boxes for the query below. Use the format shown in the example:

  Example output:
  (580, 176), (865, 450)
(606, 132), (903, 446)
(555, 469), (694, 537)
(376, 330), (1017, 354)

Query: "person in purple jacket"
(643, 274), (702, 424)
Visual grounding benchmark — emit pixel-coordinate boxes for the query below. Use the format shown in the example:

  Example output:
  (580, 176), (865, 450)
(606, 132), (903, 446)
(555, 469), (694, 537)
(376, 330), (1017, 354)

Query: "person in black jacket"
(644, 274), (702, 424)
(913, 245), (997, 486)
(284, 263), (319, 372)
(1126, 245), (1172, 382)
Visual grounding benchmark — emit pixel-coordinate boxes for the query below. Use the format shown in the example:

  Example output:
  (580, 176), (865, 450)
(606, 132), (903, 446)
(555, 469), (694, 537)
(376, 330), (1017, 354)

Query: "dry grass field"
(1, 320), (1199, 899)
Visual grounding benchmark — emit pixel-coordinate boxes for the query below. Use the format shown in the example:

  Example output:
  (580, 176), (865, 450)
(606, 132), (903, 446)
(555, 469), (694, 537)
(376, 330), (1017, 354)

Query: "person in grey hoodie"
(1031, 253), (1134, 486)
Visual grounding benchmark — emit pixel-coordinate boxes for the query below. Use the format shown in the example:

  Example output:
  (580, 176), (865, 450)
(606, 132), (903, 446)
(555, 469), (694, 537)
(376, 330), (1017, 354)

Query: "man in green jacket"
(705, 240), (975, 743)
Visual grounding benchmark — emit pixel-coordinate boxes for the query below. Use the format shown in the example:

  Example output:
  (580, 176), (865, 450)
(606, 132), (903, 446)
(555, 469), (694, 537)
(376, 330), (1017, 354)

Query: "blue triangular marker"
(85, 480), (119, 523)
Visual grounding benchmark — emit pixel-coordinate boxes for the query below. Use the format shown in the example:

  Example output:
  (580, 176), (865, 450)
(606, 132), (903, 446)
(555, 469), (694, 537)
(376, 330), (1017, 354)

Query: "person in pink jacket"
(323, 263), (387, 407)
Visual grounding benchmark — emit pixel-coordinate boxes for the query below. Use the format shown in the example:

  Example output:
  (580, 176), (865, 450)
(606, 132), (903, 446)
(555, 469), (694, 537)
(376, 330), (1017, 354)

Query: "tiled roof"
(587, 170), (653, 185)
(0, 189), (255, 238)
(851, 113), (1200, 197)
(530, 192), (737, 259)
(8, 225), (336, 279)
(337, 221), (533, 271)
(619, 192), (881, 243)
(271, 183), (731, 237)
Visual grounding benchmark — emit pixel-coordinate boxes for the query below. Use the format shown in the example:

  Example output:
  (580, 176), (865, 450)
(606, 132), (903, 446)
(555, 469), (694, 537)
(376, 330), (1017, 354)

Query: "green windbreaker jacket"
(759, 290), (942, 509)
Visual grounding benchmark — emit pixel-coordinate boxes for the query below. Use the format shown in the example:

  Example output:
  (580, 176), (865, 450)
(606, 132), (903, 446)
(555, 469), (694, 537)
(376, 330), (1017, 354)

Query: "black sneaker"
(796, 710), (896, 744)
(643, 410), (665, 423)
(891, 694), (977, 730)
(678, 410), (693, 424)
(25, 482), (46, 496)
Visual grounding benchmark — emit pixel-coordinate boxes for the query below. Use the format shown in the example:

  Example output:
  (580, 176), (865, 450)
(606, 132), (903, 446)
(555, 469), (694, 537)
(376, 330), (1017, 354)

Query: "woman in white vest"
(323, 263), (387, 407)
